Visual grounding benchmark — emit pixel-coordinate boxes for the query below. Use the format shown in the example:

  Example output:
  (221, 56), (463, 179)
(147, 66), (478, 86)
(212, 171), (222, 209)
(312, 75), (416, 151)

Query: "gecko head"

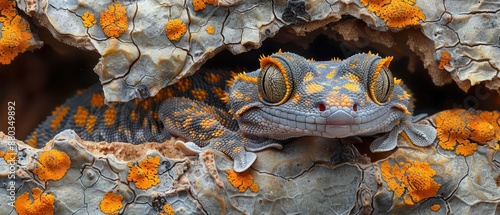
(228, 51), (413, 140)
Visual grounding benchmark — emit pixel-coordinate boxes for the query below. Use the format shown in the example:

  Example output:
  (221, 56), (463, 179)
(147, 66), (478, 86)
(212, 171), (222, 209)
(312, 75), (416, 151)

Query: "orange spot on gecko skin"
(305, 82), (324, 94)
(0, 0), (34, 65)
(205, 72), (221, 83)
(25, 132), (38, 148)
(325, 91), (352, 108)
(141, 100), (152, 111)
(303, 72), (314, 82)
(344, 82), (360, 93)
(100, 3), (128, 38)
(380, 156), (441, 205)
(316, 64), (326, 68)
(212, 86), (227, 102)
(225, 169), (259, 193)
(191, 88), (208, 101)
(49, 106), (69, 131)
(212, 129), (225, 137)
(74, 106), (89, 126)
(15, 188), (55, 215)
(165, 19), (187, 41)
(86, 115), (97, 133)
(360, 0), (425, 28)
(104, 107), (116, 126)
(174, 78), (192, 92)
(160, 203), (175, 215)
(438, 51), (451, 70)
(326, 69), (336, 79)
(82, 11), (97, 28)
(131, 111), (138, 121)
(193, 0), (217, 11)
(205, 25), (215, 34)
(430, 204), (441, 211)
(200, 118), (217, 130)
(435, 109), (500, 156)
(99, 191), (123, 214)
(127, 156), (161, 189)
(33, 149), (71, 181)
(231, 90), (244, 100)
(90, 93), (105, 107)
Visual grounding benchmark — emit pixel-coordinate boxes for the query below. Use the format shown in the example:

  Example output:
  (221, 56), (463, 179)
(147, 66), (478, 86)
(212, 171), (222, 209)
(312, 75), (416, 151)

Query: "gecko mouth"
(260, 107), (395, 138)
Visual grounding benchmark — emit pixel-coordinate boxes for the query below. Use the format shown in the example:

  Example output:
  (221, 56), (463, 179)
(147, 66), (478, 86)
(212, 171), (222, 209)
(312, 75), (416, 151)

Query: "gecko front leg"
(160, 97), (281, 172)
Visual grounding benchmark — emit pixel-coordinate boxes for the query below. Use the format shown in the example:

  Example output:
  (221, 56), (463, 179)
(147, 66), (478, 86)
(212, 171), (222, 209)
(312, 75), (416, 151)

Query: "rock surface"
(12, 0), (500, 102)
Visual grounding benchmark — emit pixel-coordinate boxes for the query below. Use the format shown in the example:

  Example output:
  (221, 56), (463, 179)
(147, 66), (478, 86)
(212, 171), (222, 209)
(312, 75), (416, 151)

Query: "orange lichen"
(225, 169), (259, 193)
(380, 156), (441, 205)
(205, 25), (215, 34)
(165, 19), (187, 41)
(0, 0), (34, 64)
(82, 11), (97, 28)
(0, 149), (16, 161)
(160, 204), (175, 215)
(33, 149), (71, 181)
(435, 109), (500, 156)
(360, 0), (425, 28)
(127, 156), (161, 189)
(49, 106), (69, 131)
(430, 204), (441, 211)
(99, 191), (123, 214)
(193, 0), (217, 11)
(15, 188), (55, 215)
(438, 51), (451, 70)
(100, 3), (128, 38)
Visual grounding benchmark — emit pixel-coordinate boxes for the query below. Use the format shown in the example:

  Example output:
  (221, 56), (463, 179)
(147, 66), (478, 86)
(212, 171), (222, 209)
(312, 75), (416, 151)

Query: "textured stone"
(13, 0), (499, 102)
(1, 109), (500, 214)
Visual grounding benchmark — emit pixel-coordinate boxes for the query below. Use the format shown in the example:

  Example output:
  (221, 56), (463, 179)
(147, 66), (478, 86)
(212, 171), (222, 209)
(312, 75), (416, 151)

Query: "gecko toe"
(175, 140), (202, 155)
(370, 129), (400, 152)
(403, 123), (437, 147)
(232, 151), (257, 173)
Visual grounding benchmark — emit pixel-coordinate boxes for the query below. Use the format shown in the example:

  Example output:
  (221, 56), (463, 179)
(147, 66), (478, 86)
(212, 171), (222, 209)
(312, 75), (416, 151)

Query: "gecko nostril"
(353, 103), (358, 112)
(318, 102), (326, 112)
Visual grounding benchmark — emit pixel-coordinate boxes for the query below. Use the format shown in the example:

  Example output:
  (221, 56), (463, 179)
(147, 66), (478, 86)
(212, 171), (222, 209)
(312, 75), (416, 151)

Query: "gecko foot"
(370, 115), (437, 152)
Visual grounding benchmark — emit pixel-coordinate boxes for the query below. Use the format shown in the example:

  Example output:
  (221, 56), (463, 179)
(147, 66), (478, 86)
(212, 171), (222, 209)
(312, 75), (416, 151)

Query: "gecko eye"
(368, 66), (394, 104)
(257, 55), (293, 105)
(258, 64), (289, 104)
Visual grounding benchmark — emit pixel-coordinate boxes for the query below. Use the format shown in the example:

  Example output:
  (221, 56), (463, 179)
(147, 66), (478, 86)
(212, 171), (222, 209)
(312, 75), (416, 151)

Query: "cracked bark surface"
(13, 0), (500, 103)
(1, 110), (500, 214)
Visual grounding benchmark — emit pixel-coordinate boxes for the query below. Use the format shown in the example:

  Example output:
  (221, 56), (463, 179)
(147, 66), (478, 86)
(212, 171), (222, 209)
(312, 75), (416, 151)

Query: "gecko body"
(27, 52), (436, 172)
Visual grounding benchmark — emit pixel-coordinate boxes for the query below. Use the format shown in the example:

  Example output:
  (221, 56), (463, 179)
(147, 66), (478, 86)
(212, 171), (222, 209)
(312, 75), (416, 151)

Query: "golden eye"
(369, 66), (394, 104)
(258, 64), (288, 104)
